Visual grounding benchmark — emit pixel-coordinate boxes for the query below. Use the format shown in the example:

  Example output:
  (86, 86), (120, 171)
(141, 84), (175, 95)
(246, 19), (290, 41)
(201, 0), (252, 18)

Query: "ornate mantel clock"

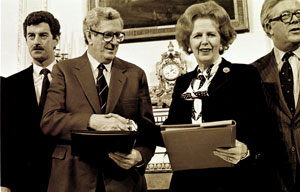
(151, 41), (187, 107)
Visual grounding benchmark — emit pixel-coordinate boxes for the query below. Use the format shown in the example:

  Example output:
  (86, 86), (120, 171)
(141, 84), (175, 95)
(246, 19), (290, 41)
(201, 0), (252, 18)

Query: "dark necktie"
(280, 52), (295, 114)
(39, 68), (50, 115)
(96, 64), (108, 113)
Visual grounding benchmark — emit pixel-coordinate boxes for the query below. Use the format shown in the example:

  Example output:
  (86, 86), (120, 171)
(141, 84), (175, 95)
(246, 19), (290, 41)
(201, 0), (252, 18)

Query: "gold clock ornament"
(150, 41), (187, 107)
(162, 63), (181, 81)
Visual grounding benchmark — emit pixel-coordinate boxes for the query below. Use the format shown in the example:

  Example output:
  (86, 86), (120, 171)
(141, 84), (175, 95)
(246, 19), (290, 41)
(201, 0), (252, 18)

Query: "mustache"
(32, 45), (44, 51)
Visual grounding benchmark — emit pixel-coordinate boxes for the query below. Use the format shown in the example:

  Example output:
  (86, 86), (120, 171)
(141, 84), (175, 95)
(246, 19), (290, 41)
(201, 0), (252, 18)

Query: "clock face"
(162, 64), (180, 80)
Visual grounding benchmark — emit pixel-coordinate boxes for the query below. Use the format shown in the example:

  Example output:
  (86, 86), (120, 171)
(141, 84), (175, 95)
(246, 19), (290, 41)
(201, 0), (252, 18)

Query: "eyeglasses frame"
(269, 10), (300, 24)
(89, 28), (125, 43)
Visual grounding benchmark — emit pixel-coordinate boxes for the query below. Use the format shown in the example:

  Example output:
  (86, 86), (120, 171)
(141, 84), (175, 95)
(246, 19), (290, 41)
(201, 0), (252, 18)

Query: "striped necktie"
(96, 64), (108, 113)
(280, 52), (295, 114)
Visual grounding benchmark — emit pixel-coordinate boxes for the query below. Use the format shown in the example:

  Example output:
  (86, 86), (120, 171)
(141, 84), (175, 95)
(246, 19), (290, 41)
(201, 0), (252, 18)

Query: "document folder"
(71, 130), (136, 159)
(161, 120), (236, 171)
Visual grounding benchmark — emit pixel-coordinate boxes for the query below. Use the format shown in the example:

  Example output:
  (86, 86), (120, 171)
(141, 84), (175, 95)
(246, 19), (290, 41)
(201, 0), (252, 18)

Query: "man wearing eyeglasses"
(252, 0), (300, 191)
(40, 7), (158, 192)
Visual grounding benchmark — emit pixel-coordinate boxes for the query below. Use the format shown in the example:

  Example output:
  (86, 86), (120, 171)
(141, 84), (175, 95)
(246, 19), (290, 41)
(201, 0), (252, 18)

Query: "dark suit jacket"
(1, 66), (52, 192)
(40, 52), (157, 192)
(252, 50), (300, 192)
(164, 58), (280, 192)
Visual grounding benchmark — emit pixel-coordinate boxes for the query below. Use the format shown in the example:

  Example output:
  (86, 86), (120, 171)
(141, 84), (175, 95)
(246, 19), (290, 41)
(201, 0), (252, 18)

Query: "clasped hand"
(88, 113), (131, 131)
(108, 149), (143, 170)
(213, 140), (248, 164)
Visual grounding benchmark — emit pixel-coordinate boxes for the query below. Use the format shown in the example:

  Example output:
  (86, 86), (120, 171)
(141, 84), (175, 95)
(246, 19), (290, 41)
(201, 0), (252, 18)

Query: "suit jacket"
(164, 58), (280, 192)
(252, 50), (300, 191)
(40, 52), (157, 192)
(1, 66), (52, 192)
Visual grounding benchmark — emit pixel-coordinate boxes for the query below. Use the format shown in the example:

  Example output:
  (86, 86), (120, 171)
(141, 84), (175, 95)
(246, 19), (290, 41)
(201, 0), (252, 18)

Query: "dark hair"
(176, 1), (236, 55)
(23, 11), (61, 39)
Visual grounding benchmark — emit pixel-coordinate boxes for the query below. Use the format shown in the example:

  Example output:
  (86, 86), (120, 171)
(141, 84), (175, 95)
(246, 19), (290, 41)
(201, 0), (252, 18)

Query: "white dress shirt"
(87, 52), (112, 86)
(33, 61), (56, 104)
(274, 47), (300, 107)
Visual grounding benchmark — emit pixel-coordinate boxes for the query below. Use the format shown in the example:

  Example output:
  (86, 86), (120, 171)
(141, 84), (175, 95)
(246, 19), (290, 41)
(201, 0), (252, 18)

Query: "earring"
(188, 48), (192, 53)
(219, 46), (224, 52)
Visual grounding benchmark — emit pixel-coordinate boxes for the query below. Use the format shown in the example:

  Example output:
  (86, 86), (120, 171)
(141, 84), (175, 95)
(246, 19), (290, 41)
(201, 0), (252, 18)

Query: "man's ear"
(85, 31), (93, 45)
(265, 23), (273, 37)
(54, 35), (60, 45)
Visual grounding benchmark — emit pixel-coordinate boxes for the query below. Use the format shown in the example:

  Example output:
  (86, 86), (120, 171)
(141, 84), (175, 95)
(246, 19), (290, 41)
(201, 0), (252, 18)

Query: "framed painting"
(87, 0), (249, 43)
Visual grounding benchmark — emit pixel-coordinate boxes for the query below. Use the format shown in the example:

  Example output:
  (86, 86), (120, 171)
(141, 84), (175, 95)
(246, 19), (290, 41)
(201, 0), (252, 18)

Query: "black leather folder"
(71, 130), (137, 159)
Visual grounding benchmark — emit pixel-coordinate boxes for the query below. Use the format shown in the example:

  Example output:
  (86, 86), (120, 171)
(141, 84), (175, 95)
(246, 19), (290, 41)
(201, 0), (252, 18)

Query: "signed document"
(161, 120), (236, 171)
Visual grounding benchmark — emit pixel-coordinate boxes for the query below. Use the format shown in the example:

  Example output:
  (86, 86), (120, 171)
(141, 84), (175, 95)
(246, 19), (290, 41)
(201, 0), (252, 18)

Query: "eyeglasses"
(269, 10), (300, 24)
(89, 28), (125, 43)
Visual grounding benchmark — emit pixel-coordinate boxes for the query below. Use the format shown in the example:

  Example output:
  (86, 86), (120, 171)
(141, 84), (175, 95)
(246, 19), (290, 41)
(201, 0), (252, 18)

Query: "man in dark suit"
(252, 0), (300, 191)
(1, 11), (61, 192)
(40, 7), (157, 192)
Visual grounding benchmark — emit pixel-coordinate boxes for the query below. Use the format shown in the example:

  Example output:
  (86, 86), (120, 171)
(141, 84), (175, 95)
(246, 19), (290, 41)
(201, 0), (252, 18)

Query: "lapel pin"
(223, 67), (230, 73)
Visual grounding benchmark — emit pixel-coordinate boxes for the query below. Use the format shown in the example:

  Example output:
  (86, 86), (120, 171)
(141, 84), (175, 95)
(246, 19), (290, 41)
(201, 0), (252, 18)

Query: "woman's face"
(189, 18), (221, 67)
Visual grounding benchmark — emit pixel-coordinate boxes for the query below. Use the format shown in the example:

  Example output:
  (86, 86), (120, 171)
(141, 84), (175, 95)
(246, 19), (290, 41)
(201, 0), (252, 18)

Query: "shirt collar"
(87, 51), (112, 72)
(33, 60), (57, 77)
(197, 56), (222, 76)
(274, 46), (300, 64)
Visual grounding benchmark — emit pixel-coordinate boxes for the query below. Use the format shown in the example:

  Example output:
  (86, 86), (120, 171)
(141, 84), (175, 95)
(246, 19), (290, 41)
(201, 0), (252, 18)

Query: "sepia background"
(1, 0), (272, 87)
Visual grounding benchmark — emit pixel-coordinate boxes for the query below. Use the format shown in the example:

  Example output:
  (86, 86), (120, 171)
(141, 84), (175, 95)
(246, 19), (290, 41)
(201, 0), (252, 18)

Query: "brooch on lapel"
(223, 67), (230, 73)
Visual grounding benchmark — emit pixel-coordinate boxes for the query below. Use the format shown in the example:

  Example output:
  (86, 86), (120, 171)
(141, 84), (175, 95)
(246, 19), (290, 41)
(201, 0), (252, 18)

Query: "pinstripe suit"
(252, 50), (300, 191)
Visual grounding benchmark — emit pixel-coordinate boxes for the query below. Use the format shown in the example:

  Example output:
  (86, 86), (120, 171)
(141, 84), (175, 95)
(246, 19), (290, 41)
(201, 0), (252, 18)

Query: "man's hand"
(88, 113), (130, 131)
(108, 149), (143, 170)
(213, 139), (249, 164)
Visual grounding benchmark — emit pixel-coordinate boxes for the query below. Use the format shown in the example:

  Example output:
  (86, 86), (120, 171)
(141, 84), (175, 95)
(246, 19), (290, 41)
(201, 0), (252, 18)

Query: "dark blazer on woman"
(164, 58), (281, 192)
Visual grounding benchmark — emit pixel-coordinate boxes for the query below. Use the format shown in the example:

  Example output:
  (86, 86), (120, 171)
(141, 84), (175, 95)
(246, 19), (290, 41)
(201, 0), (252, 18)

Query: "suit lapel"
(106, 58), (127, 113)
(258, 51), (293, 118)
(208, 59), (231, 95)
(295, 90), (300, 115)
(74, 53), (101, 114)
(21, 65), (39, 108)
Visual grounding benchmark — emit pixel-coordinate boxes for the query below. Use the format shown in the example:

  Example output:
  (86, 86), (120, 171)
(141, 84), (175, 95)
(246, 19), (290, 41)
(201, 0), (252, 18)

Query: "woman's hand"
(213, 139), (249, 164)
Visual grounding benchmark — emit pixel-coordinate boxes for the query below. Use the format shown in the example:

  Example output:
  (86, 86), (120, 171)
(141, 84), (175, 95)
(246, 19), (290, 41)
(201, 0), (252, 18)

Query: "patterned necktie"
(39, 68), (50, 114)
(96, 64), (108, 113)
(280, 52), (295, 114)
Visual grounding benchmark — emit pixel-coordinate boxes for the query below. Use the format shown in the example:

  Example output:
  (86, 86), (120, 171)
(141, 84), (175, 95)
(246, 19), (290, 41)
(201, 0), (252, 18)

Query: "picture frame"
(87, 0), (249, 43)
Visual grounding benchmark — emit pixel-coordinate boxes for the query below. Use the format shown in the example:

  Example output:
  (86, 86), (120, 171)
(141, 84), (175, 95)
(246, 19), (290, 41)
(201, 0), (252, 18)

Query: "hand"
(108, 149), (143, 170)
(213, 139), (248, 164)
(88, 113), (130, 131)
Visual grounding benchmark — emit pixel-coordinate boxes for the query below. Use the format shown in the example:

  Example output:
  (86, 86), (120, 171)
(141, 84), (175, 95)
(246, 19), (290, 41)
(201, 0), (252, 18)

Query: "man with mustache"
(40, 7), (157, 192)
(252, 0), (300, 191)
(2, 11), (61, 192)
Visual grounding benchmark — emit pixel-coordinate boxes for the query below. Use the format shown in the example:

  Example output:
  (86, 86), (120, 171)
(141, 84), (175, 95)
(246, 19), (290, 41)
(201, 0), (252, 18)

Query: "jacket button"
(291, 146), (296, 152)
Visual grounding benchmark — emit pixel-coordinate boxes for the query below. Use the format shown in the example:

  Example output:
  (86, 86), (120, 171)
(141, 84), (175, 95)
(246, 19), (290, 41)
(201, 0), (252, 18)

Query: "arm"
(40, 63), (92, 140)
(109, 70), (158, 172)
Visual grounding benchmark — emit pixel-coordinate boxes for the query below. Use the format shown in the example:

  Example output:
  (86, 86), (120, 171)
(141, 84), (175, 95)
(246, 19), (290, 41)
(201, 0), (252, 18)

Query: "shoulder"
(220, 59), (261, 83)
(251, 50), (274, 69)
(6, 65), (32, 81)
(114, 57), (145, 73)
